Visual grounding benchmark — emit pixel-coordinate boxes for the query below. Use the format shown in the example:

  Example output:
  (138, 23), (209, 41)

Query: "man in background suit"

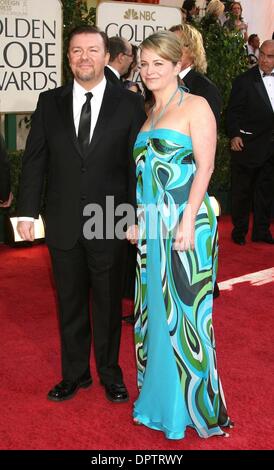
(0, 133), (12, 208)
(17, 26), (146, 403)
(105, 36), (137, 321)
(104, 36), (133, 86)
(170, 23), (222, 127)
(227, 40), (274, 245)
(171, 23), (222, 298)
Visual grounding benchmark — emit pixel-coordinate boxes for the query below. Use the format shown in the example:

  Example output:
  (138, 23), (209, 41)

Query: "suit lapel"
(56, 83), (83, 159)
(105, 66), (123, 87)
(182, 69), (195, 93)
(56, 81), (121, 160)
(253, 66), (273, 113)
(184, 69), (194, 85)
(87, 81), (121, 156)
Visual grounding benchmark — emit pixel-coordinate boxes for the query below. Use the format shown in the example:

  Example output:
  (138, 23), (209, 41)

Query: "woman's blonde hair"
(170, 23), (207, 74)
(206, 0), (225, 17)
(140, 30), (182, 65)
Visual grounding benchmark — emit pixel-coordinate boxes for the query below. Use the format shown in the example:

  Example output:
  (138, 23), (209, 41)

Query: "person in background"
(223, 1), (248, 43)
(17, 25), (146, 403)
(201, 0), (225, 29)
(122, 44), (142, 94)
(105, 38), (141, 322)
(170, 23), (222, 299)
(246, 34), (260, 68)
(227, 40), (274, 245)
(170, 23), (222, 127)
(127, 30), (233, 440)
(104, 36), (134, 86)
(182, 0), (199, 24)
(170, 24), (222, 298)
(0, 133), (12, 208)
(121, 43), (142, 324)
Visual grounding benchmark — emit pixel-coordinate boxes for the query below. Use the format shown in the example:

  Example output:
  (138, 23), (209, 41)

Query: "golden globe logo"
(98, 2), (182, 45)
(0, 0), (62, 112)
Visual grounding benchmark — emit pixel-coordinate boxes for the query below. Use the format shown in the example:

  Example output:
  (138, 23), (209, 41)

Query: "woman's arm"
(174, 97), (216, 251)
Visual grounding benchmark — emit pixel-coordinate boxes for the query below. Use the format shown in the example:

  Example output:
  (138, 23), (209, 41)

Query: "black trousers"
(48, 237), (126, 385)
(231, 155), (274, 238)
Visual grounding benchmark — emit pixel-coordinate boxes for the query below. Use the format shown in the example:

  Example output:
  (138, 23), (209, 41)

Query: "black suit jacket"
(183, 69), (222, 127)
(104, 66), (123, 87)
(0, 134), (10, 202)
(18, 81), (146, 249)
(226, 66), (274, 167)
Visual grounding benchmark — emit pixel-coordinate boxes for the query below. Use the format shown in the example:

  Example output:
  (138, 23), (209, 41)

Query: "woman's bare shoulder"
(183, 92), (208, 108)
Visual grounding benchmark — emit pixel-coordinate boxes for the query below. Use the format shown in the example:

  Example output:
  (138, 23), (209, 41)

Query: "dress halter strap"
(150, 87), (184, 131)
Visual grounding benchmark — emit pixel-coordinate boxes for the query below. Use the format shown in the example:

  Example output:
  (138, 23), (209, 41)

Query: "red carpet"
(0, 216), (274, 450)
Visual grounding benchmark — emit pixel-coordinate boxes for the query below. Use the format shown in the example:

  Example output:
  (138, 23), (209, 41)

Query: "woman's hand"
(126, 224), (139, 245)
(173, 216), (195, 252)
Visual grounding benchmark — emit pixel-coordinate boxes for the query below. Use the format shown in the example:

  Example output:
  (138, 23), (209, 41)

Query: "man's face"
(120, 42), (134, 76)
(258, 42), (274, 74)
(68, 33), (110, 89)
(252, 36), (260, 50)
(180, 45), (193, 70)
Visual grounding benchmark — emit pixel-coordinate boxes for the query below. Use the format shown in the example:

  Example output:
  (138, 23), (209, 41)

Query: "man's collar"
(260, 68), (274, 78)
(73, 77), (107, 99)
(106, 64), (120, 79)
(179, 66), (192, 79)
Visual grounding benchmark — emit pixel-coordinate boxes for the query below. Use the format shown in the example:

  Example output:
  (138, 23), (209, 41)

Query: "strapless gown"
(133, 128), (231, 439)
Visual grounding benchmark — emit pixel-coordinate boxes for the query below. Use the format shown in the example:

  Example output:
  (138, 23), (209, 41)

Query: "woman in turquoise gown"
(127, 31), (232, 440)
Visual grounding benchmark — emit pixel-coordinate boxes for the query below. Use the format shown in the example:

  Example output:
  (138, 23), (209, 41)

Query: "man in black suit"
(227, 40), (274, 245)
(104, 36), (133, 87)
(170, 23), (222, 127)
(0, 134), (12, 208)
(171, 23), (222, 298)
(17, 26), (146, 402)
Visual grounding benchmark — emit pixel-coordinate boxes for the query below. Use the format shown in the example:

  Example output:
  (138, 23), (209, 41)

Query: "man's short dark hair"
(182, 0), (196, 11)
(108, 36), (128, 62)
(248, 34), (258, 45)
(67, 25), (109, 53)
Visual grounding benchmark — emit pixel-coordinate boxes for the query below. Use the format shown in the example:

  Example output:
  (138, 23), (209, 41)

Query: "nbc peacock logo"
(124, 9), (139, 20)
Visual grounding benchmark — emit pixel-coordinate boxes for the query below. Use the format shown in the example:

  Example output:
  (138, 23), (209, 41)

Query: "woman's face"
(231, 3), (242, 18)
(139, 47), (180, 92)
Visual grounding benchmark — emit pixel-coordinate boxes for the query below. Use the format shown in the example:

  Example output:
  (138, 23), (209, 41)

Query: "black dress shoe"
(47, 376), (92, 402)
(232, 235), (246, 245)
(252, 234), (274, 244)
(103, 383), (129, 403)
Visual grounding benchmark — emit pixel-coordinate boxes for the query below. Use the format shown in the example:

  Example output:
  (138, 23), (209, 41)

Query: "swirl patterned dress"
(133, 128), (231, 439)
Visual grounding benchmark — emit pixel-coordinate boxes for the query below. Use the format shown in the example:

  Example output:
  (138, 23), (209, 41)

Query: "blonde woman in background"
(224, 1), (248, 42)
(201, 0), (225, 28)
